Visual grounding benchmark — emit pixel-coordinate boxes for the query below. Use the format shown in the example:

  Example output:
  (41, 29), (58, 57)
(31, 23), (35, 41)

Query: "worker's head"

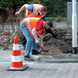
(44, 21), (53, 29)
(39, 6), (47, 16)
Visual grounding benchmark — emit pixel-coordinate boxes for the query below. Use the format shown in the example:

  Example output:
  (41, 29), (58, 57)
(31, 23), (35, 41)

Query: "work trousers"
(20, 20), (36, 56)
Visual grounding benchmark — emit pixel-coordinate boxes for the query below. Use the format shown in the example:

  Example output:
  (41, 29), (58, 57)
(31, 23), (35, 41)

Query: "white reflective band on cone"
(12, 56), (22, 62)
(13, 44), (19, 50)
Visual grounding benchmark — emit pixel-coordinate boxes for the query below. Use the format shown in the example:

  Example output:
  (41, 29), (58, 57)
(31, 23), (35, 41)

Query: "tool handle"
(37, 43), (45, 51)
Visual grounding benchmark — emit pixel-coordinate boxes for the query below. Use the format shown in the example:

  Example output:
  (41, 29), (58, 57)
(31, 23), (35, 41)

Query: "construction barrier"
(6, 35), (28, 71)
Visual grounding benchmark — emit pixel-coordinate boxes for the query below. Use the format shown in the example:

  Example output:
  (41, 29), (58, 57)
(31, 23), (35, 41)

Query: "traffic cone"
(6, 35), (28, 71)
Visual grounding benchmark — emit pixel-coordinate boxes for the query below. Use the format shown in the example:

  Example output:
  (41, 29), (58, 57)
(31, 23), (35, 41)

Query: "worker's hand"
(41, 44), (44, 49)
(15, 12), (20, 16)
(35, 40), (40, 44)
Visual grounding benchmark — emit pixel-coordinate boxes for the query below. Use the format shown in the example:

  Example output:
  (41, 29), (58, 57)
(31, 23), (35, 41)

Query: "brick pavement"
(1, 49), (78, 78)
(0, 62), (78, 78)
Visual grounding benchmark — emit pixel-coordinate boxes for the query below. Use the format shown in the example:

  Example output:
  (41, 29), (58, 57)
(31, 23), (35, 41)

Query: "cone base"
(6, 65), (28, 71)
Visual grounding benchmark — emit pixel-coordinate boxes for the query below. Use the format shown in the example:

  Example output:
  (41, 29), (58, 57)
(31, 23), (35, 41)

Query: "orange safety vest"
(25, 4), (43, 18)
(24, 17), (44, 39)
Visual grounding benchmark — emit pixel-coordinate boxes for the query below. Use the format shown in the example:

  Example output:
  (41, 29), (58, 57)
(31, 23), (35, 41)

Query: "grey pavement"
(1, 49), (78, 78)
(0, 62), (78, 78)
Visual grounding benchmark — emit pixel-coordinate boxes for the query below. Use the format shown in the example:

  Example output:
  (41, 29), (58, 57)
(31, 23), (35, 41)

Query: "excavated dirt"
(37, 33), (72, 57)
(0, 26), (78, 59)
(0, 22), (77, 58)
(0, 27), (73, 54)
(0, 5), (77, 59)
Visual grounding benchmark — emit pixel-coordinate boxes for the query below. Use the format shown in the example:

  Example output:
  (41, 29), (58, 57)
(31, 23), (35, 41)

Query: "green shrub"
(0, 0), (25, 10)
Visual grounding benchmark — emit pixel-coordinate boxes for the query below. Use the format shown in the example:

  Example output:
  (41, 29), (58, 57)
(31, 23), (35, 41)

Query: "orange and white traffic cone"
(6, 35), (28, 71)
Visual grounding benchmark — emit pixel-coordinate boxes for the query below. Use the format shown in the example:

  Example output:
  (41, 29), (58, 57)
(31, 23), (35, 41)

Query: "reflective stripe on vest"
(27, 19), (34, 39)
(26, 18), (43, 39)
(36, 28), (43, 35)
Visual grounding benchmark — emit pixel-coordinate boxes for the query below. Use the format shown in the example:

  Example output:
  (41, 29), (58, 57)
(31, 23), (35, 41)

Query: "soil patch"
(37, 33), (72, 56)
(0, 23), (78, 58)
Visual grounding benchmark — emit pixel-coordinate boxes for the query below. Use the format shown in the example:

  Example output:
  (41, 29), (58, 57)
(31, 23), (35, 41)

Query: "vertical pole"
(72, 0), (77, 54)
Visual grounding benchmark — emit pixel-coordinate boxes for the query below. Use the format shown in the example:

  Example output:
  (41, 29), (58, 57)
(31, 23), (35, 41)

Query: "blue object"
(42, 15), (46, 20)
(27, 5), (34, 12)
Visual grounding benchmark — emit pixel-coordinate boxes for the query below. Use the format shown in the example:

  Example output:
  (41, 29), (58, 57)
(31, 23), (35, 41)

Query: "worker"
(15, 4), (47, 20)
(15, 4), (56, 55)
(20, 17), (53, 61)
(15, 4), (56, 38)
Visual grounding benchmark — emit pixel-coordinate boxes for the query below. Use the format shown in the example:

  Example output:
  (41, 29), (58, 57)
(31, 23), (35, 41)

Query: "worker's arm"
(32, 28), (44, 48)
(15, 4), (29, 16)
(32, 19), (43, 43)
(39, 35), (44, 48)
(45, 28), (57, 38)
(32, 28), (39, 43)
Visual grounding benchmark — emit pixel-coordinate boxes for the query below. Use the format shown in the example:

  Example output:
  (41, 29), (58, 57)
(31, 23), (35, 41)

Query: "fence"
(67, 2), (78, 22)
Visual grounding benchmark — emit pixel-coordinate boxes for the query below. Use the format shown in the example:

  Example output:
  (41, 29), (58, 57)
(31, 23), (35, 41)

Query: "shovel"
(37, 43), (46, 51)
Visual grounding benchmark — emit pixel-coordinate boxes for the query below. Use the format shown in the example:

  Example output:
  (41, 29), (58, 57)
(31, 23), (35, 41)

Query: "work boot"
(31, 49), (41, 55)
(24, 56), (34, 61)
